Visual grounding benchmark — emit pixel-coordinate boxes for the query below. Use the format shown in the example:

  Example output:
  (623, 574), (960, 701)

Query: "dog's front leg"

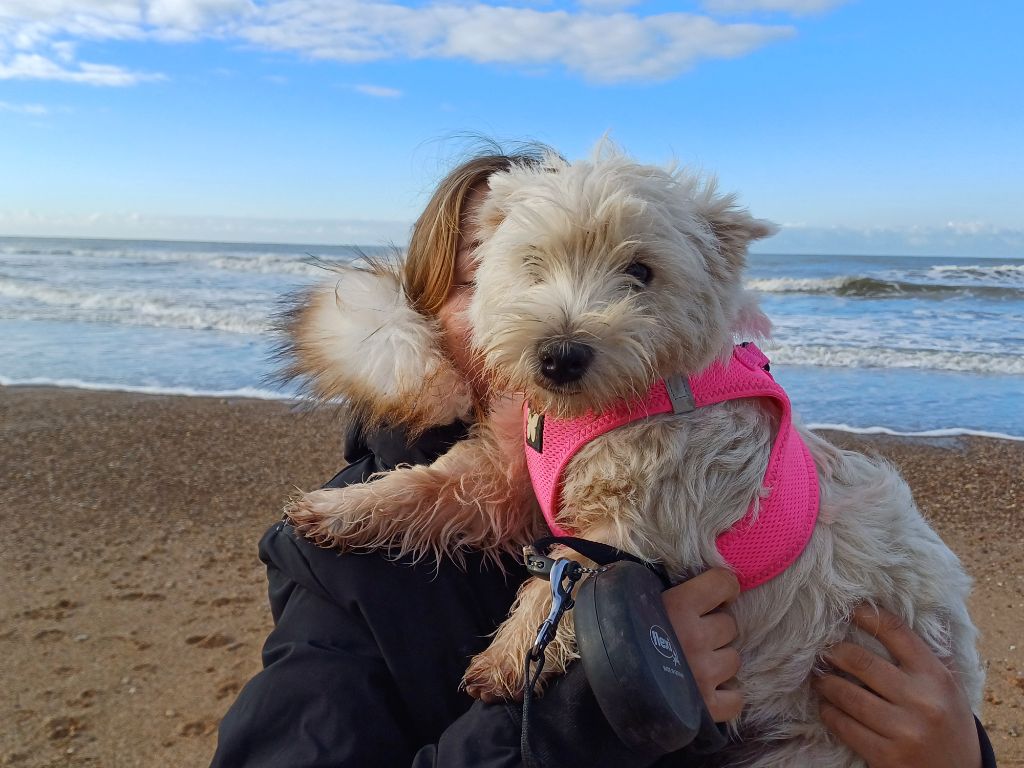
(463, 558), (581, 703)
(286, 425), (538, 560)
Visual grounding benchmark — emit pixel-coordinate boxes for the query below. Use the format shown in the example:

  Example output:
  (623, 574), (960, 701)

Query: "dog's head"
(469, 148), (776, 418)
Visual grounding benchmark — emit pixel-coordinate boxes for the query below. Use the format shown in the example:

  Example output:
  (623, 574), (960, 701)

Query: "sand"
(1, 386), (1021, 767)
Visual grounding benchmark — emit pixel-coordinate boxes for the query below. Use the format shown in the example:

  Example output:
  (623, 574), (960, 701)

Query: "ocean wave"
(0, 375), (298, 401)
(746, 275), (1023, 299)
(807, 423), (1024, 442)
(767, 344), (1024, 375)
(927, 263), (1024, 285)
(0, 279), (269, 334)
(1, 243), (365, 276)
(206, 254), (339, 276)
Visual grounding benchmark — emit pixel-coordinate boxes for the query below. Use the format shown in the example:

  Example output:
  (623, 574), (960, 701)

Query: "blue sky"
(1, 0), (1022, 256)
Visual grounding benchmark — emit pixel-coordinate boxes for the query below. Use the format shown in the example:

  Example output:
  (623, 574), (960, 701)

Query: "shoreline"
(1, 385), (1021, 766)
(4, 381), (1024, 444)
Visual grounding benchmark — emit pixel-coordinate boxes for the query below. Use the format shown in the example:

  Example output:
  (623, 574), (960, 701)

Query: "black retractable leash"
(521, 536), (727, 767)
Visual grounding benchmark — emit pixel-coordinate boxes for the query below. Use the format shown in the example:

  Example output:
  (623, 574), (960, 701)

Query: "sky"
(0, 0), (1022, 256)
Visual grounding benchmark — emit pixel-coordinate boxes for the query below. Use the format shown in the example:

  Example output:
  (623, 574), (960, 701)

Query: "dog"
(283, 148), (983, 767)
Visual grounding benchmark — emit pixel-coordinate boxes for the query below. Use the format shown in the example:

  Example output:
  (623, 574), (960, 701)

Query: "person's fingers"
(813, 674), (899, 736)
(699, 611), (739, 650)
(819, 701), (892, 763)
(694, 646), (741, 691)
(826, 641), (905, 703)
(706, 688), (744, 723)
(663, 568), (740, 617)
(851, 605), (933, 673)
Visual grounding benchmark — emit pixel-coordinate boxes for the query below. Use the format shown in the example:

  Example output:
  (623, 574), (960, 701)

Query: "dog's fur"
(283, 148), (983, 767)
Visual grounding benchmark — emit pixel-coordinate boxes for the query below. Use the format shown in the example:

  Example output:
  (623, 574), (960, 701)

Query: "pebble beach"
(1, 386), (1021, 767)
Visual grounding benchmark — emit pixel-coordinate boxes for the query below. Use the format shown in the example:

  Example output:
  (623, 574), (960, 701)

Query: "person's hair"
(403, 144), (551, 318)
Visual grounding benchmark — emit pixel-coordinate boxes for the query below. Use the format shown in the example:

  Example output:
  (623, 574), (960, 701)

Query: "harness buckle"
(665, 374), (696, 414)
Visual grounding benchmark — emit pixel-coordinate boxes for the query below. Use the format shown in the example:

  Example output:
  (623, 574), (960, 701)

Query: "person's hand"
(814, 605), (982, 768)
(662, 568), (742, 722)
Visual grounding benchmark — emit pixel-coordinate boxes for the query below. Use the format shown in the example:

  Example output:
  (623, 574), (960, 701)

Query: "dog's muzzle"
(538, 341), (594, 385)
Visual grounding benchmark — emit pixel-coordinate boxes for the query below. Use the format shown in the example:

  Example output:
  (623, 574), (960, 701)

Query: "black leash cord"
(531, 535), (672, 588)
(520, 652), (546, 768)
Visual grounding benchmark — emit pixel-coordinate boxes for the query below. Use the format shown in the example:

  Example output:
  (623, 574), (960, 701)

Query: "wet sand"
(1, 386), (1021, 766)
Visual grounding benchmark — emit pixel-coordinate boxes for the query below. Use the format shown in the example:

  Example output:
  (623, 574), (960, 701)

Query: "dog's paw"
(284, 486), (377, 549)
(462, 648), (530, 703)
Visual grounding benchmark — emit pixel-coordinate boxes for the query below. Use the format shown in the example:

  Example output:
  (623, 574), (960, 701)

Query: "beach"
(1, 385), (1021, 767)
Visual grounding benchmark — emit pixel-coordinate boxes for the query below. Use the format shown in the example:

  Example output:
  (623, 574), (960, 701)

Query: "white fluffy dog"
(284, 149), (983, 767)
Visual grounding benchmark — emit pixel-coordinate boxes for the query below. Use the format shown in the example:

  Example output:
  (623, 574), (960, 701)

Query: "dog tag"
(665, 375), (695, 414)
(525, 406), (545, 453)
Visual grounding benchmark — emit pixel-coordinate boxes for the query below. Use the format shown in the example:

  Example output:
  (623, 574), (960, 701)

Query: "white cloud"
(761, 223), (1024, 259)
(0, 100), (51, 114)
(575, 0), (642, 10)
(702, 0), (848, 15)
(0, 53), (163, 85)
(240, 3), (795, 82)
(50, 40), (77, 62)
(354, 83), (402, 97)
(0, 0), (799, 85)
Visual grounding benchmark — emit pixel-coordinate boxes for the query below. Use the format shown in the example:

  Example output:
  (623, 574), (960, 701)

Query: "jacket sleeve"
(211, 570), (678, 768)
(410, 664), (672, 768)
(210, 564), (420, 767)
(978, 716), (997, 768)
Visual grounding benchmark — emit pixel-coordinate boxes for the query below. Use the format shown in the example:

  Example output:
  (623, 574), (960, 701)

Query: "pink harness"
(523, 343), (819, 591)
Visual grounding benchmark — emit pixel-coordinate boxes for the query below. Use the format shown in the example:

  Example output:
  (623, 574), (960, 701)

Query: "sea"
(1, 237), (1022, 441)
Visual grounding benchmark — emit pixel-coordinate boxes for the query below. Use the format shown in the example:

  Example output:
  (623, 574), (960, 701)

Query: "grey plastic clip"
(665, 375), (695, 414)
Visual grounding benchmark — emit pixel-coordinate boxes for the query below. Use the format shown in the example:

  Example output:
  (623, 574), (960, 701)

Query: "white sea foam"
(0, 279), (269, 334)
(0, 375), (298, 401)
(808, 422), (1024, 442)
(766, 344), (1024, 375)
(0, 242), (364, 276)
(746, 277), (848, 293)
(747, 270), (1024, 297)
(207, 254), (335, 276)
(928, 263), (1024, 285)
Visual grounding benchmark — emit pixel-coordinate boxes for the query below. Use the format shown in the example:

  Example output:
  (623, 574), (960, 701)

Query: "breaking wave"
(768, 344), (1024, 375)
(807, 423), (1024, 442)
(0, 242), (370, 276)
(0, 375), (296, 401)
(746, 275), (1024, 299)
(0, 279), (268, 334)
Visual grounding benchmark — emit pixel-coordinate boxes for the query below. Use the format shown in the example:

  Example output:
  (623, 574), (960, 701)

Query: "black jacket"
(211, 421), (676, 768)
(211, 422), (997, 768)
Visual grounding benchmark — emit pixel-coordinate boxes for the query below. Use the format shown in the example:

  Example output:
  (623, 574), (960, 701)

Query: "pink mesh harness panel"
(523, 343), (819, 591)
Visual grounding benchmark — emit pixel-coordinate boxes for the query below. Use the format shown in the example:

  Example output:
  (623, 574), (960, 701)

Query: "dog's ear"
(473, 171), (515, 238)
(474, 154), (567, 237)
(274, 265), (473, 432)
(695, 181), (778, 278)
(732, 289), (773, 340)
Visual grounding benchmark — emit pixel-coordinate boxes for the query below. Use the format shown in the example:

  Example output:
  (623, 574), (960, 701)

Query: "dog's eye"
(624, 261), (653, 286)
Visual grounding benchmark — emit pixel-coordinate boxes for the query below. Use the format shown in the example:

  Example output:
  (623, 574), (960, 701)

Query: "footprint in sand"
(18, 598), (80, 620)
(216, 680), (243, 700)
(66, 689), (98, 709)
(33, 629), (66, 642)
(46, 715), (87, 740)
(186, 633), (234, 649)
(114, 592), (166, 602)
(179, 717), (218, 737)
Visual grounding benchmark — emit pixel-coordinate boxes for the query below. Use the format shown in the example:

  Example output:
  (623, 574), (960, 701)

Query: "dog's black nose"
(539, 341), (594, 385)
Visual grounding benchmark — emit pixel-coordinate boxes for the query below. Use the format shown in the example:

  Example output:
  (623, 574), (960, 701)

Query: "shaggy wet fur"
(283, 149), (983, 767)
